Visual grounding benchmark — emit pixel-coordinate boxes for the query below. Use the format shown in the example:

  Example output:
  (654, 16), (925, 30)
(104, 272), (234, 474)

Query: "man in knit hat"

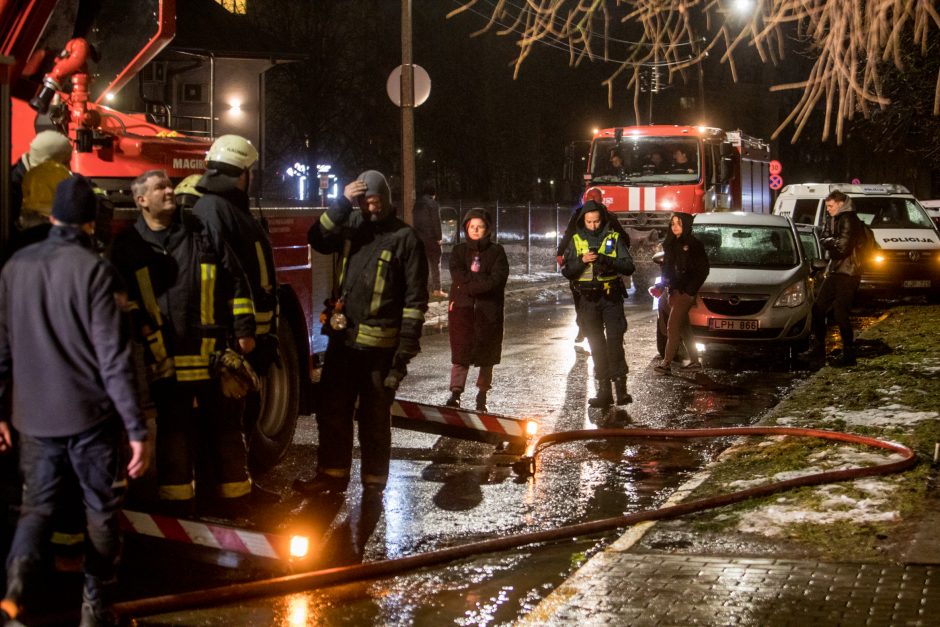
(294, 170), (428, 495)
(0, 175), (151, 627)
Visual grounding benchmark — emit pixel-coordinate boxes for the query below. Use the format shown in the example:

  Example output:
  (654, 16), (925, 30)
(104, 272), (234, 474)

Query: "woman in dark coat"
(445, 209), (509, 411)
(656, 212), (709, 374)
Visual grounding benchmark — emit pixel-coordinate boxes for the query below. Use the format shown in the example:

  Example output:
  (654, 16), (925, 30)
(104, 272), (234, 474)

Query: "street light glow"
(733, 0), (754, 14)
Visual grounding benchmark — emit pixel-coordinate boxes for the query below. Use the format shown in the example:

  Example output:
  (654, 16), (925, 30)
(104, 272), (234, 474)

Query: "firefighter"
(562, 200), (635, 407)
(109, 170), (259, 519)
(293, 171), (428, 495)
(0, 175), (151, 627)
(174, 173), (203, 210)
(192, 135), (279, 376)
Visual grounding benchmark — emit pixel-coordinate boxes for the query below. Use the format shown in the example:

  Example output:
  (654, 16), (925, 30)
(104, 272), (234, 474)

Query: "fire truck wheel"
(246, 321), (301, 474)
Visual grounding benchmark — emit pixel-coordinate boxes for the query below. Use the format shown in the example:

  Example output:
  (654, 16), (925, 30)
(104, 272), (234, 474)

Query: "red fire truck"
(584, 125), (772, 234)
(2, 0), (330, 471)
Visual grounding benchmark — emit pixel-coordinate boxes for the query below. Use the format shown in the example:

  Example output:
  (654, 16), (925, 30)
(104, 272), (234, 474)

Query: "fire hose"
(114, 426), (916, 622)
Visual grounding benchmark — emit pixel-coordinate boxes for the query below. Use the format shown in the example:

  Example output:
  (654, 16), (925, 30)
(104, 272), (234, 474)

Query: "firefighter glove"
(383, 369), (406, 392)
(213, 348), (261, 400)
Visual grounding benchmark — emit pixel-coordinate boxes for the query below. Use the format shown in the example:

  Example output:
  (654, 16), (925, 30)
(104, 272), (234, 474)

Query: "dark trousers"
(316, 341), (394, 484)
(426, 245), (442, 292)
(812, 273), (860, 352)
(578, 291), (628, 381)
(152, 379), (250, 501)
(5, 420), (126, 605)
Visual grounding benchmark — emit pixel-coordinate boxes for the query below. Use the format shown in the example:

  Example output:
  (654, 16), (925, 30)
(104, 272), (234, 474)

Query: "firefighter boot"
(614, 377), (632, 405)
(475, 390), (488, 413)
(445, 389), (462, 408)
(79, 575), (117, 627)
(293, 471), (349, 495)
(588, 380), (613, 408)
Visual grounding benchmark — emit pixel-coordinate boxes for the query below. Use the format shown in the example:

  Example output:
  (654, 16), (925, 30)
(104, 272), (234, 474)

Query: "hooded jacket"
(562, 201), (635, 285)
(0, 226), (146, 441)
(109, 212), (255, 383)
(820, 199), (865, 277)
(448, 209), (509, 366)
(308, 189), (428, 367)
(662, 212), (709, 296)
(193, 175), (278, 337)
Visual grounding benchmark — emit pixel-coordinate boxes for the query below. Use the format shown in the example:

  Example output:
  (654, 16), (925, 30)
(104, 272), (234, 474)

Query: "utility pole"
(401, 0), (416, 225)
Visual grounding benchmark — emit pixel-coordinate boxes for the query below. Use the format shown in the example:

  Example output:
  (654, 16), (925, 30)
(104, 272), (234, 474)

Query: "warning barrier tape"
(120, 510), (290, 561)
(391, 399), (529, 445)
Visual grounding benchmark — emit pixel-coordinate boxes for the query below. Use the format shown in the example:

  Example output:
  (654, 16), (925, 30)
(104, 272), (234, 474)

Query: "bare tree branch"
(449, 0), (940, 142)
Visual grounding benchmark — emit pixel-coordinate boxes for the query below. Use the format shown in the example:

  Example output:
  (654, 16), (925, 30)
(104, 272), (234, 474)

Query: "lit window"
(215, 0), (247, 14)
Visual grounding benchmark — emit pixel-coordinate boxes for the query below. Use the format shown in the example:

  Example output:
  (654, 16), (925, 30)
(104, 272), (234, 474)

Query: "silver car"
(655, 212), (824, 357)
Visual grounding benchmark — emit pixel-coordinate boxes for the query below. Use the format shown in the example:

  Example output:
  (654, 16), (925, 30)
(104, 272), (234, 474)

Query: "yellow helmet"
(206, 134), (258, 171)
(174, 174), (203, 198)
(22, 161), (71, 213)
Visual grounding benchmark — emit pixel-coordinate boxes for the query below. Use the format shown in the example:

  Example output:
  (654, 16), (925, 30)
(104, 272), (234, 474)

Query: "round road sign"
(769, 174), (783, 190)
(769, 160), (782, 175)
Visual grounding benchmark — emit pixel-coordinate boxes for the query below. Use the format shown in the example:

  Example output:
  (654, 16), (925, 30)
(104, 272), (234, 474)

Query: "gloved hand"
(820, 237), (836, 251)
(593, 254), (612, 273)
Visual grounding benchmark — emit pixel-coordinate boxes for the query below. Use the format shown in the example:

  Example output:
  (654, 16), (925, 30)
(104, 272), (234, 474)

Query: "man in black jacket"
(412, 182), (446, 298)
(193, 135), (279, 376)
(801, 190), (865, 367)
(110, 170), (259, 519)
(0, 175), (151, 627)
(294, 170), (428, 495)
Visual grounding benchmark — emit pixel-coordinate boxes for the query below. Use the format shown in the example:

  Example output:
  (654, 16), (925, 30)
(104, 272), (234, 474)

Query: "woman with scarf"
(444, 209), (509, 412)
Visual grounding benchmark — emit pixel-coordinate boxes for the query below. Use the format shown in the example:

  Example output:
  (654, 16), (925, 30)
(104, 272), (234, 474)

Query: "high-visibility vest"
(572, 231), (621, 284)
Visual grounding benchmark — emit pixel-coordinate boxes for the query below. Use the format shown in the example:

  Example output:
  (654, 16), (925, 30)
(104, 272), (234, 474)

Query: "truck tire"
(246, 321), (301, 474)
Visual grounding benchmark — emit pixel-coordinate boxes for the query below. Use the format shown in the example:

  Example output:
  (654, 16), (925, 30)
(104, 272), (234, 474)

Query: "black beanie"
(51, 175), (98, 224)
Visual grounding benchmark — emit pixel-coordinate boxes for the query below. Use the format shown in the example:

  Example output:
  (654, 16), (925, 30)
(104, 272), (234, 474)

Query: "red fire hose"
(114, 427), (916, 622)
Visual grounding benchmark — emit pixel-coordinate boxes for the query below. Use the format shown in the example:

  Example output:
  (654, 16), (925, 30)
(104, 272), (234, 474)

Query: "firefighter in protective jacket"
(193, 135), (279, 375)
(562, 200), (635, 408)
(294, 170), (428, 494)
(109, 170), (257, 516)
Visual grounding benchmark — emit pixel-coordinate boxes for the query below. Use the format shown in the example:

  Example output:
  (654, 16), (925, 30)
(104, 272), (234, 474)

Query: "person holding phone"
(561, 200), (635, 408)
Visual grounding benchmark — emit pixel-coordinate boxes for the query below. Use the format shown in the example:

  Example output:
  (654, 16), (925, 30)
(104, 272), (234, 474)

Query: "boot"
(79, 576), (117, 627)
(444, 389), (462, 408)
(475, 390), (488, 413)
(292, 472), (349, 495)
(588, 380), (613, 408)
(830, 348), (857, 367)
(613, 377), (632, 405)
(797, 339), (824, 361)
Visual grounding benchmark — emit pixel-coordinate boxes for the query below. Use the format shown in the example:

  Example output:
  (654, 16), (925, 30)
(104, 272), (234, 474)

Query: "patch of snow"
(776, 405), (937, 429)
(737, 505), (899, 536)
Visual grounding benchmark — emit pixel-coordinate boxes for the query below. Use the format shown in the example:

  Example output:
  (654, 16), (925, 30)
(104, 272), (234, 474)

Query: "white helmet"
(206, 134), (258, 171)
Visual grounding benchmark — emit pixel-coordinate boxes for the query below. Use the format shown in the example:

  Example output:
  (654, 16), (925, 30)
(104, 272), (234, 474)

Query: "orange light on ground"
(289, 535), (309, 559)
(525, 420), (539, 437)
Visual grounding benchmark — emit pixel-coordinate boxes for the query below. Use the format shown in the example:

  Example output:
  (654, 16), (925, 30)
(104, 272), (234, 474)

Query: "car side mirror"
(811, 258), (828, 273)
(719, 157), (732, 184)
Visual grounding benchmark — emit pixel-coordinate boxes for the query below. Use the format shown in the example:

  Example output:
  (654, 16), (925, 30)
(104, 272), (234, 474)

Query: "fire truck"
(584, 125), (772, 235)
(2, 0), (331, 471)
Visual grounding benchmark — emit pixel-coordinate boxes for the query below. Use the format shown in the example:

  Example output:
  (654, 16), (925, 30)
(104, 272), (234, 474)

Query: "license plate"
(709, 319), (759, 331)
(903, 280), (931, 288)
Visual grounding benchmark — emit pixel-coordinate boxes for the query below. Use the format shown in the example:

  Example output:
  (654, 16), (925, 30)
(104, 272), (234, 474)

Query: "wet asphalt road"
(126, 284), (816, 625)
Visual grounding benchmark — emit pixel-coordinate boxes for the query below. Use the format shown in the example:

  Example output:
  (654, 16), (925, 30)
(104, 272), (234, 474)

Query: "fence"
(440, 202), (571, 275)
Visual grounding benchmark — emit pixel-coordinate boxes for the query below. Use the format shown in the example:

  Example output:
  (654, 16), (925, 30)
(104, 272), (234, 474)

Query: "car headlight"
(774, 280), (806, 308)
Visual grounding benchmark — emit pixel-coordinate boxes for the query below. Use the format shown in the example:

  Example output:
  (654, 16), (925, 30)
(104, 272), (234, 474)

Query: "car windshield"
(695, 224), (800, 269)
(852, 198), (934, 229)
(589, 136), (700, 184)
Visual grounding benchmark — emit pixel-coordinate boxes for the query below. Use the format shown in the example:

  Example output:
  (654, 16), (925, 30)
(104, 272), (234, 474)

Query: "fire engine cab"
(584, 125), (772, 234)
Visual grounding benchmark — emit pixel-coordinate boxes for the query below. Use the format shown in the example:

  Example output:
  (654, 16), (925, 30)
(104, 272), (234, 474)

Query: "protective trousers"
(5, 420), (125, 608)
(578, 290), (628, 381)
(812, 273), (860, 351)
(316, 341), (394, 485)
(152, 379), (250, 501)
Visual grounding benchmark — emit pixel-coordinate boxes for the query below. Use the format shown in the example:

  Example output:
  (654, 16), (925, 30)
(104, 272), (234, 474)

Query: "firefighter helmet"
(206, 134), (258, 171)
(22, 161), (71, 213)
(174, 174), (203, 198)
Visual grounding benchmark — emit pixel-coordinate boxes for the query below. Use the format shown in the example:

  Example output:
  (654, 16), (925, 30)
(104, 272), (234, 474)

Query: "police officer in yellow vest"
(562, 200), (635, 407)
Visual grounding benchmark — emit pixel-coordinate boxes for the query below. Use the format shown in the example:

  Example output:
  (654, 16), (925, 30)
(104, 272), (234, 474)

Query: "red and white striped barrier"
(120, 510), (293, 561)
(391, 399), (533, 445)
